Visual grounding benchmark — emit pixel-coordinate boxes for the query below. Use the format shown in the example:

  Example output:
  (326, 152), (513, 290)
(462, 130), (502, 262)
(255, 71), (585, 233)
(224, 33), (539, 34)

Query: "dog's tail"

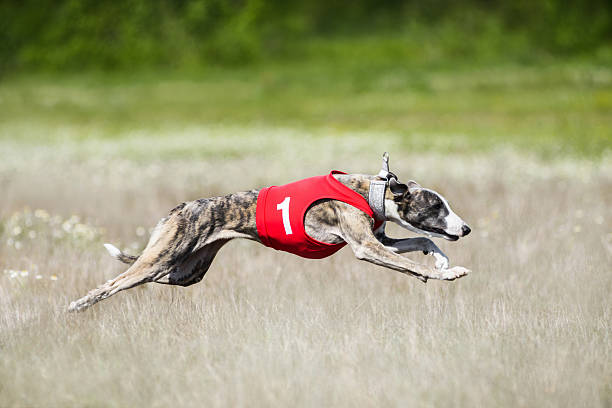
(103, 243), (138, 265)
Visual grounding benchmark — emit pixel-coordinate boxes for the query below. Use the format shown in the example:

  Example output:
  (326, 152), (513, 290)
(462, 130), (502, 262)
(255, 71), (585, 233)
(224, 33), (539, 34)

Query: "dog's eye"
(431, 203), (443, 211)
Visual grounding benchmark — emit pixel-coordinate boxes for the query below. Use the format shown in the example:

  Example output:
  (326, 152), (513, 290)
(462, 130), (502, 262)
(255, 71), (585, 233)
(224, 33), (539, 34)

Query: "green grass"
(1, 60), (611, 158)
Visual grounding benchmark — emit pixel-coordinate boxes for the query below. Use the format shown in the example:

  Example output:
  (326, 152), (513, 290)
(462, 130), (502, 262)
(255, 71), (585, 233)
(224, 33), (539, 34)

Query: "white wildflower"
(34, 209), (50, 220)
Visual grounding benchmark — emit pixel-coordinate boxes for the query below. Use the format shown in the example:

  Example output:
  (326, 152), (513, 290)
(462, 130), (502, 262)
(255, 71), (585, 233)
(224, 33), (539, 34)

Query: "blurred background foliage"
(1, 0), (610, 158)
(1, 0), (611, 72)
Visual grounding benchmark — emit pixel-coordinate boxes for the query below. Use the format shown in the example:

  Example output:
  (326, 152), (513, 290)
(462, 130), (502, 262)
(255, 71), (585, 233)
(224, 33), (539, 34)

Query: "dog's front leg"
(337, 207), (469, 282)
(379, 236), (450, 270)
(351, 238), (468, 282)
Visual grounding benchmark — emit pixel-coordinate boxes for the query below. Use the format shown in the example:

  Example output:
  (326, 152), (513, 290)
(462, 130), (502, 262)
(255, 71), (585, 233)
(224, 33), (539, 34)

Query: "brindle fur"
(69, 174), (469, 312)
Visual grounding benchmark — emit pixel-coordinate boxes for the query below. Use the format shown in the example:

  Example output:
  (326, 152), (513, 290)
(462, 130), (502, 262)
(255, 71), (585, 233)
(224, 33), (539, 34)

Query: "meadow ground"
(0, 63), (611, 407)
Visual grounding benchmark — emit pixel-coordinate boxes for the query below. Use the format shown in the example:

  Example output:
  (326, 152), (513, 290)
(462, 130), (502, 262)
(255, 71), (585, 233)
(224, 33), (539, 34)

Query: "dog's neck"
(332, 173), (395, 202)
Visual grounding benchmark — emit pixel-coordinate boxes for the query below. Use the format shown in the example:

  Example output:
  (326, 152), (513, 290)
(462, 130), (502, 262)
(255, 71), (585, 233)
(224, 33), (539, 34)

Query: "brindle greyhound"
(69, 153), (471, 312)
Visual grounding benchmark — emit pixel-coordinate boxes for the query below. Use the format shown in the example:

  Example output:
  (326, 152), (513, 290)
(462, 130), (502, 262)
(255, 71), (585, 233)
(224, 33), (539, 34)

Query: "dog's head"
(376, 153), (471, 241)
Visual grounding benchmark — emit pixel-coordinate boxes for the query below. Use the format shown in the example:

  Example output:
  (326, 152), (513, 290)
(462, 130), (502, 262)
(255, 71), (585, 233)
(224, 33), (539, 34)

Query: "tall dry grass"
(1, 134), (610, 407)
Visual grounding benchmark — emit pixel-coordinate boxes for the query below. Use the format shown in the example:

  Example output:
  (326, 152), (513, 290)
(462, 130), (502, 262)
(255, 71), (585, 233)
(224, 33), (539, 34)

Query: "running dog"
(69, 153), (471, 312)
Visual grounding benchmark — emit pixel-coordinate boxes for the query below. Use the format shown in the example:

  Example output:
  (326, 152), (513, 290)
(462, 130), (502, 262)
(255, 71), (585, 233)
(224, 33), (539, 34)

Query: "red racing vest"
(256, 171), (383, 259)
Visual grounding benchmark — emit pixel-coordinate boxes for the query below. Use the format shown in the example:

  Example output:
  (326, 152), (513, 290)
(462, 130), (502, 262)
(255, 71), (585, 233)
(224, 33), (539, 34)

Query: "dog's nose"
(461, 225), (471, 236)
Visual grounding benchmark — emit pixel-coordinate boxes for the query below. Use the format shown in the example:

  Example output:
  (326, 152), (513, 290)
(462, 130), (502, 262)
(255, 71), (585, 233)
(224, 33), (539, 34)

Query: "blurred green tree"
(1, 0), (610, 73)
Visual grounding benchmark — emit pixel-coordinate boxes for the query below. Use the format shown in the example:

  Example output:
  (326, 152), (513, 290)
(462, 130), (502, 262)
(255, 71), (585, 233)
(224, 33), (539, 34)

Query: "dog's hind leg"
(154, 239), (229, 287)
(68, 259), (165, 312)
(69, 192), (260, 312)
(69, 237), (232, 311)
(68, 214), (185, 312)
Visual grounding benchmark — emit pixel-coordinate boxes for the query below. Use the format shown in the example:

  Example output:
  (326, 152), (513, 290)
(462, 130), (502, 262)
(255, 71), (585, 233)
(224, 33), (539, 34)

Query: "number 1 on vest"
(276, 196), (293, 235)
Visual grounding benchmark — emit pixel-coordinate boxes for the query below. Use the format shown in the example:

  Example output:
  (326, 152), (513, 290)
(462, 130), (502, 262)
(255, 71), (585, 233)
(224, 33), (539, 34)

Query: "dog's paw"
(440, 266), (470, 280)
(68, 299), (88, 312)
(68, 301), (81, 312)
(433, 252), (449, 270)
(423, 242), (449, 270)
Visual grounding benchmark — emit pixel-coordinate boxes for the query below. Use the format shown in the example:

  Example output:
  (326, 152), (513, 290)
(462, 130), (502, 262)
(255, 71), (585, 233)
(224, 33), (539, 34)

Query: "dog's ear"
(389, 177), (408, 197)
(406, 180), (421, 194)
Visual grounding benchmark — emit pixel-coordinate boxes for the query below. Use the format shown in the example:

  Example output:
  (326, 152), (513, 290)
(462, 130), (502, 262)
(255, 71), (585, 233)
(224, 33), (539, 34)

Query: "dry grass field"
(1, 130), (610, 407)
